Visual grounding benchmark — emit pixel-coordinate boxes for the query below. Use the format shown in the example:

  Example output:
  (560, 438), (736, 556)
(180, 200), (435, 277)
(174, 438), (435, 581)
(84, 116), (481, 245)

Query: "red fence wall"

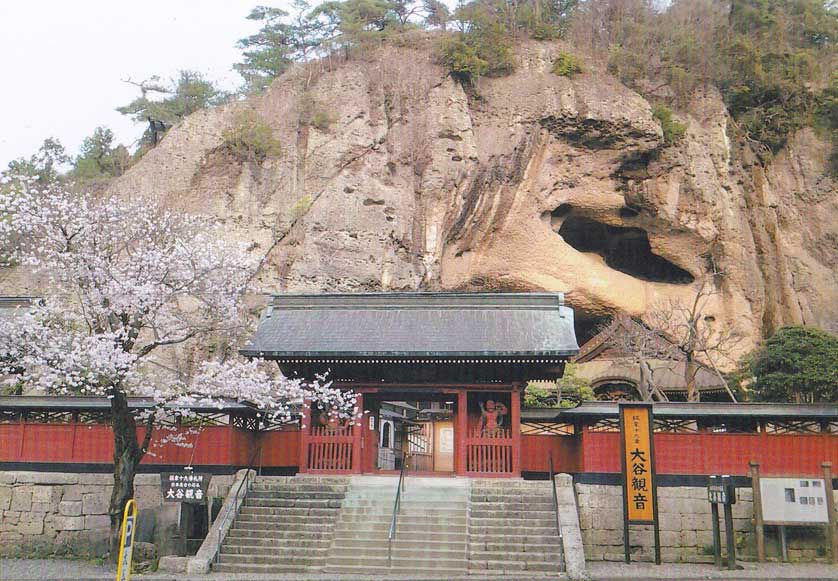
(4, 422), (837, 476)
(0, 423), (260, 467)
(521, 434), (581, 473)
(576, 430), (838, 477)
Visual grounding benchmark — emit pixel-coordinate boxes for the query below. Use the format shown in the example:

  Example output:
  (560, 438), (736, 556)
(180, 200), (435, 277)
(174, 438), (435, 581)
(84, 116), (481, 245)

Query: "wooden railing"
(466, 428), (513, 475)
(307, 424), (354, 472)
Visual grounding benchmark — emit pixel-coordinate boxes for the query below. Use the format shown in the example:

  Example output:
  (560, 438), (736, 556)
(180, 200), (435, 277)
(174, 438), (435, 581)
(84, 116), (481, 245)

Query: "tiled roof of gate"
(241, 292), (579, 359)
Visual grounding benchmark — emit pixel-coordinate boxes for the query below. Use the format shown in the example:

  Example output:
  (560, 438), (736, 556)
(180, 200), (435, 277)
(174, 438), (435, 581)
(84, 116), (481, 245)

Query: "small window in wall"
(381, 421), (392, 449)
(784, 488), (795, 503)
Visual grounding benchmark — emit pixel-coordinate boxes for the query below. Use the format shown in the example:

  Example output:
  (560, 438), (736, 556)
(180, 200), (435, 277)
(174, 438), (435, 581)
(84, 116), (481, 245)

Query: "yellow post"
(115, 499), (137, 581)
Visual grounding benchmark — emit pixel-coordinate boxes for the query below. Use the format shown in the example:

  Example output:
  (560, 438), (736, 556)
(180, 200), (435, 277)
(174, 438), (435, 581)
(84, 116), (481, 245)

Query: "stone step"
(225, 533), (332, 545)
(470, 497), (554, 506)
(236, 513), (338, 525)
(469, 525), (558, 536)
(232, 521), (336, 533)
(332, 530), (468, 544)
(469, 494), (553, 506)
(327, 554), (467, 570)
(219, 553), (324, 566)
(248, 489), (345, 499)
(334, 522), (467, 535)
(250, 481), (349, 494)
(469, 559), (562, 573)
(239, 506), (340, 517)
(244, 495), (343, 508)
(332, 537), (468, 551)
(214, 563), (317, 574)
(221, 544), (329, 557)
(323, 564), (467, 576)
(341, 506), (467, 515)
(470, 516), (556, 527)
(471, 541), (562, 553)
(470, 509), (558, 519)
(470, 533), (562, 545)
(330, 546), (467, 560)
(337, 513), (466, 525)
(469, 550), (562, 563)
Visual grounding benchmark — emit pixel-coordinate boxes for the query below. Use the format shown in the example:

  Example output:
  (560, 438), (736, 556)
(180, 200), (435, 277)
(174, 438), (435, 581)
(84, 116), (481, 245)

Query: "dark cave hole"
(574, 314), (610, 346)
(558, 214), (694, 284)
(619, 206), (639, 218)
(552, 203), (573, 219)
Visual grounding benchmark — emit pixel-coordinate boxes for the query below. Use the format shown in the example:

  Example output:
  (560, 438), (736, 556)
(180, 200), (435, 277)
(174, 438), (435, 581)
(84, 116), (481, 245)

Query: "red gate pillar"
(456, 390), (468, 475)
(299, 400), (311, 473)
(511, 385), (522, 476)
(352, 394), (364, 474)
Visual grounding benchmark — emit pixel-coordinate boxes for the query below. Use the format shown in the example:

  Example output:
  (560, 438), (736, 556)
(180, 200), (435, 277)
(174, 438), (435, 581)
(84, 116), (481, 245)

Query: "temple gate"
(241, 292), (579, 477)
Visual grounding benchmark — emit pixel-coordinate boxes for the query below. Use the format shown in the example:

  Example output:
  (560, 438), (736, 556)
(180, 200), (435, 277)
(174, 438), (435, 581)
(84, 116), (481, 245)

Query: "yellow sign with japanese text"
(621, 405), (655, 523)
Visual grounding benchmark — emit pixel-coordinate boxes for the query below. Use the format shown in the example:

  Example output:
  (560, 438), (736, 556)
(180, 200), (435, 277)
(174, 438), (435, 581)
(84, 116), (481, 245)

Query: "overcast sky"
(0, 1), (273, 168)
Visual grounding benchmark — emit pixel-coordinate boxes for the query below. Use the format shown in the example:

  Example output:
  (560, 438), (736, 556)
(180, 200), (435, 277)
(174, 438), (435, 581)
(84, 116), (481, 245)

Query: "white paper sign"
(760, 477), (829, 524)
(438, 427), (454, 453)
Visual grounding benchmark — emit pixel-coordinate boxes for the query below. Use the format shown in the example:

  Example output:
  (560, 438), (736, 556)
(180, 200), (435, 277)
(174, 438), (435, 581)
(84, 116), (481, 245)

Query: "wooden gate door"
(433, 421), (454, 472)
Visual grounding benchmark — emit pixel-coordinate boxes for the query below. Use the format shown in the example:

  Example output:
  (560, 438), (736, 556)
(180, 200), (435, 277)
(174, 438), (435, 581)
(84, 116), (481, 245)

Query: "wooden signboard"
(619, 403), (661, 564)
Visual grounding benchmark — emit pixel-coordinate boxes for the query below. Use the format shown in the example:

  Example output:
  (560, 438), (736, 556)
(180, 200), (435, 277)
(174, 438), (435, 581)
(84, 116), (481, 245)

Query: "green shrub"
(221, 110), (281, 161)
(437, 36), (489, 84)
(310, 108), (337, 131)
(552, 52), (582, 77)
(436, 22), (515, 85)
(290, 194), (313, 219)
(652, 104), (687, 144)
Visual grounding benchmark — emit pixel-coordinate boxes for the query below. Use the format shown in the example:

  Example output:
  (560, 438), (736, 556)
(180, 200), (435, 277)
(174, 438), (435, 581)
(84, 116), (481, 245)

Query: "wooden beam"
(457, 390), (468, 475)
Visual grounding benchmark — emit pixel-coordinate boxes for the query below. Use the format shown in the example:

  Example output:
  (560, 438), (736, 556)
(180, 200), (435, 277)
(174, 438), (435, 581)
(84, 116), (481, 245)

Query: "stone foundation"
(0, 471), (234, 558)
(575, 483), (836, 563)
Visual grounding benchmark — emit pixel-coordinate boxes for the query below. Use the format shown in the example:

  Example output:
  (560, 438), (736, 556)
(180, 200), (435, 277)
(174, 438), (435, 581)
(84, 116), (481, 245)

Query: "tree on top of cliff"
(0, 178), (358, 557)
(750, 326), (838, 403)
(117, 71), (228, 148)
(235, 1), (324, 94)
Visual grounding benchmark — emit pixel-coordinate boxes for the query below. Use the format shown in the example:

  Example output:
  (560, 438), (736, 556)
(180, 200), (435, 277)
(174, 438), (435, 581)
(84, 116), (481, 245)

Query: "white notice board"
(760, 477), (829, 525)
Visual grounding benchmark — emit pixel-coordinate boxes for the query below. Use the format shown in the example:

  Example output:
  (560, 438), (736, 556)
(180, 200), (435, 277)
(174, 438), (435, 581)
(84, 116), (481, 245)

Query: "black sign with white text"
(161, 472), (210, 503)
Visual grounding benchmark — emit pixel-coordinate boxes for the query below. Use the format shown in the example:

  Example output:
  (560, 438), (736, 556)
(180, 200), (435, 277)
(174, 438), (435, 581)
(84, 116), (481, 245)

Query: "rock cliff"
(20, 41), (838, 358)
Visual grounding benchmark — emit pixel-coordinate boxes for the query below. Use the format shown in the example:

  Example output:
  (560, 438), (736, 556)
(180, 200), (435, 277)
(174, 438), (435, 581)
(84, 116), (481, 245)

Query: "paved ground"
(1, 559), (836, 580)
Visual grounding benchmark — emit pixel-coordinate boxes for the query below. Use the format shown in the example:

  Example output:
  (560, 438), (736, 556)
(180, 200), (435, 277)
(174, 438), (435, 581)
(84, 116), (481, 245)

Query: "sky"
(0, 1), (276, 169)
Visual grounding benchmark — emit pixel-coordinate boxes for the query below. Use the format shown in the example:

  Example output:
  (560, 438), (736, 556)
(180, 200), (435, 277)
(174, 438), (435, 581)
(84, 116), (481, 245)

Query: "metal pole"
(723, 501), (736, 570)
(778, 525), (788, 563)
(711, 502), (722, 569)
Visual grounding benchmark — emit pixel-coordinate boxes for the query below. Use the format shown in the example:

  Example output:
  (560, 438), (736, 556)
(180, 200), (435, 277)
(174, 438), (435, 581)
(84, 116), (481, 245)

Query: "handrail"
(214, 445), (262, 566)
(388, 454), (407, 566)
(549, 453), (563, 540)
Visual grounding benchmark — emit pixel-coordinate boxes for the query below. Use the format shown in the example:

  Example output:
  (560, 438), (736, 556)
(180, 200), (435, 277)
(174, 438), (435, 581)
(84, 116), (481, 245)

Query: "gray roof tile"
(241, 292), (579, 358)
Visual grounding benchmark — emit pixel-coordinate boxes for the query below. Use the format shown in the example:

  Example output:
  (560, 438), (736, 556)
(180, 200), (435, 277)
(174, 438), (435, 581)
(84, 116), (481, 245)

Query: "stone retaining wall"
(0, 471), (234, 558)
(575, 483), (836, 563)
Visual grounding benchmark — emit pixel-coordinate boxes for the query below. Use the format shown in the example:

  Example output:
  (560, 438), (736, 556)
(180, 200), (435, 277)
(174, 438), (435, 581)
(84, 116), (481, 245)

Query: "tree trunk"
(108, 390), (146, 561)
(685, 355), (700, 402)
(638, 359), (652, 401)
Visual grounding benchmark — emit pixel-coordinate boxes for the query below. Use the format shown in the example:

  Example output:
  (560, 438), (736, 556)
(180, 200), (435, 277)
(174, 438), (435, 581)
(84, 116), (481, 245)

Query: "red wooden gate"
(466, 428), (514, 475)
(307, 424), (355, 472)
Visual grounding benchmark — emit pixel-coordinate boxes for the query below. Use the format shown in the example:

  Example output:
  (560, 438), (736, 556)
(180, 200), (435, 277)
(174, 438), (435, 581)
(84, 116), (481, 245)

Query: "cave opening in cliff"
(558, 214), (694, 284)
(574, 314), (610, 346)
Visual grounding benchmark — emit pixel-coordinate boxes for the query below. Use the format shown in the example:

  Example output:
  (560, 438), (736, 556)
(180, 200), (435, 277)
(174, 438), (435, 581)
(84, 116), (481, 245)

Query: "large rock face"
(23, 41), (837, 358)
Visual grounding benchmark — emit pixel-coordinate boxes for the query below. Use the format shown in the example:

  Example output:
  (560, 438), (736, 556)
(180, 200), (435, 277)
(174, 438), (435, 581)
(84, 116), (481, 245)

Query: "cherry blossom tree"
(0, 178), (357, 554)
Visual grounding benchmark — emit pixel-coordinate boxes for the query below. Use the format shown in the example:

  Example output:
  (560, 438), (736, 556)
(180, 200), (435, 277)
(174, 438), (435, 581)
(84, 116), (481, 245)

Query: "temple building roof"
(242, 292), (580, 382)
(242, 292), (579, 359)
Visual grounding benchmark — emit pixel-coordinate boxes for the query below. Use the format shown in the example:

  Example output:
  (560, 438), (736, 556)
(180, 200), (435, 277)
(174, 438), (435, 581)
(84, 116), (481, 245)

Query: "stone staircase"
(214, 475), (349, 574)
(469, 479), (565, 576)
(325, 476), (470, 576)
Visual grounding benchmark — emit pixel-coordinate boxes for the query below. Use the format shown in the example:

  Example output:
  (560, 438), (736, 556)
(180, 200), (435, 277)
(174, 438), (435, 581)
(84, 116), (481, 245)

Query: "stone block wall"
(575, 483), (837, 563)
(0, 471), (234, 558)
